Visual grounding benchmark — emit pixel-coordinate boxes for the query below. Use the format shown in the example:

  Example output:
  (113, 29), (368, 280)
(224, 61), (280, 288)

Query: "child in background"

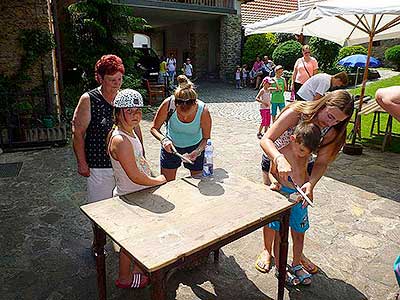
(183, 58), (193, 80)
(107, 89), (167, 289)
(256, 121), (320, 286)
(241, 64), (249, 87)
(158, 56), (167, 84)
(271, 65), (287, 122)
(235, 65), (242, 89)
(255, 76), (272, 139)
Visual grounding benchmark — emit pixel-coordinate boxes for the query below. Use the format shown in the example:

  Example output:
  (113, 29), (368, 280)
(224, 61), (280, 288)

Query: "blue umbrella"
(338, 54), (381, 68)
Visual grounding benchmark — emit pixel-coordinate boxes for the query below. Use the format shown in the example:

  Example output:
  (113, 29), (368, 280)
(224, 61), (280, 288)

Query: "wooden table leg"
(151, 269), (167, 300)
(214, 248), (220, 264)
(93, 224), (107, 300)
(382, 115), (393, 151)
(277, 210), (290, 300)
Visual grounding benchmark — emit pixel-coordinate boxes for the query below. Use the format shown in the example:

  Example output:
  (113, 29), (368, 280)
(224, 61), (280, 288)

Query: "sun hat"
(262, 76), (273, 84)
(274, 65), (284, 72)
(113, 89), (144, 108)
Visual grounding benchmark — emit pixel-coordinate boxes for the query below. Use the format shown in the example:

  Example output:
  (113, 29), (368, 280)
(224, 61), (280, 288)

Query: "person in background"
(375, 86), (400, 121)
(262, 56), (275, 78)
(107, 89), (166, 289)
(250, 56), (265, 90)
(235, 65), (242, 89)
(297, 72), (348, 101)
(241, 64), (249, 87)
(150, 75), (212, 181)
(255, 76), (272, 139)
(158, 56), (167, 84)
(183, 58), (193, 80)
(292, 45), (319, 100)
(166, 53), (177, 85)
(271, 65), (287, 122)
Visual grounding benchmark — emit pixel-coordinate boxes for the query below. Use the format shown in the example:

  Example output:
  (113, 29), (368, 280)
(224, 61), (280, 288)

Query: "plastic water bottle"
(202, 139), (214, 177)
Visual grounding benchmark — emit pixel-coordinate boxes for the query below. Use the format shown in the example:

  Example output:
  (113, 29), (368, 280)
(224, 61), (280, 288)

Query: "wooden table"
(358, 99), (399, 151)
(81, 169), (295, 300)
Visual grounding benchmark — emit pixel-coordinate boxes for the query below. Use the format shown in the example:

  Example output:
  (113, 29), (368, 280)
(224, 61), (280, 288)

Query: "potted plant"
(14, 101), (33, 127)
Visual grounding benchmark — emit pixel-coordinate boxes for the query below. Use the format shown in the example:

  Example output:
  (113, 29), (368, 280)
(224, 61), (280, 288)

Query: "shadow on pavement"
(324, 149), (400, 203)
(287, 268), (368, 300)
(168, 250), (272, 300)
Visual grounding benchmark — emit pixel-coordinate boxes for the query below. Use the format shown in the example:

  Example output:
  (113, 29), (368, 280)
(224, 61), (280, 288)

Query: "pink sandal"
(115, 272), (150, 289)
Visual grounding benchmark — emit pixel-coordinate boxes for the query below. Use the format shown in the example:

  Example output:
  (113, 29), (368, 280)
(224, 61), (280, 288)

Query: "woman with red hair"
(72, 54), (144, 247)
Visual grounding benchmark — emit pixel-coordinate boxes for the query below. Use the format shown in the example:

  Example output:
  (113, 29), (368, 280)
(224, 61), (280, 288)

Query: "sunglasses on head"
(175, 98), (196, 106)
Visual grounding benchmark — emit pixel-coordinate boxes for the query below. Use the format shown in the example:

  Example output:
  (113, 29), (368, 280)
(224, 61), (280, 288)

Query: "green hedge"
(272, 40), (302, 70)
(385, 45), (400, 70)
(336, 45), (367, 62)
(242, 33), (277, 66)
(308, 37), (341, 72)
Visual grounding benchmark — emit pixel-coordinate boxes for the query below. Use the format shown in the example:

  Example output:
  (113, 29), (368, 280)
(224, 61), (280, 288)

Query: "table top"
(81, 168), (294, 272)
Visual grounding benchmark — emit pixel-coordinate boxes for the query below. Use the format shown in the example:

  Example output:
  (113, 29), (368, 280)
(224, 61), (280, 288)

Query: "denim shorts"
(268, 186), (310, 233)
(160, 141), (204, 171)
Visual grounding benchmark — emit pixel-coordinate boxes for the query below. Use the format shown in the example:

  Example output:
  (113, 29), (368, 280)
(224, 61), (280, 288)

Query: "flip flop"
(115, 273), (150, 289)
(300, 256), (318, 274)
(255, 251), (273, 273)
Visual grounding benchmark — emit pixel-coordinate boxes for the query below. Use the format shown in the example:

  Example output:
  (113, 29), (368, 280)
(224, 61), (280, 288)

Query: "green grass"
(346, 75), (400, 153)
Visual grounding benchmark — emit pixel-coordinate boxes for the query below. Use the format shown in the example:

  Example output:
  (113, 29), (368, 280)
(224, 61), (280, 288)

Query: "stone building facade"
(0, 0), (54, 91)
(220, 14), (242, 81)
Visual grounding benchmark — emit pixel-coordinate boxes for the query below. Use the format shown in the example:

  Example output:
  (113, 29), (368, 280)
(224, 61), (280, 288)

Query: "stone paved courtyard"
(1, 81), (399, 300)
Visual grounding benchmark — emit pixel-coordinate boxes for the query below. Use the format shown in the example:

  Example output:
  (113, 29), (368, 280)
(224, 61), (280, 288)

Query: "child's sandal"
(290, 264), (312, 286)
(275, 266), (300, 286)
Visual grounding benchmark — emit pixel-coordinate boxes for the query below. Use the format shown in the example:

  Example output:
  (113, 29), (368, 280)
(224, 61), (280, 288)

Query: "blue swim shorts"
(271, 102), (285, 116)
(268, 186), (310, 233)
(160, 141), (204, 171)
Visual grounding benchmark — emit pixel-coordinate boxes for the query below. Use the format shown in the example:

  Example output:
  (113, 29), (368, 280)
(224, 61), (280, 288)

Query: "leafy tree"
(275, 33), (295, 44)
(308, 37), (341, 72)
(385, 45), (400, 70)
(242, 33), (277, 66)
(336, 45), (368, 62)
(63, 0), (148, 86)
(272, 40), (302, 70)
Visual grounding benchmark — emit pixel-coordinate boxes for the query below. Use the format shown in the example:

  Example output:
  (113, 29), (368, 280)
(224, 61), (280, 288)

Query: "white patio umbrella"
(245, 0), (400, 150)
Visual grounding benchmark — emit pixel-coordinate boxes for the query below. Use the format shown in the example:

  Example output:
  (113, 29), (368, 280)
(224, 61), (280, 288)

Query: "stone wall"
(219, 14), (242, 81)
(0, 1), (53, 90)
(367, 39), (400, 69)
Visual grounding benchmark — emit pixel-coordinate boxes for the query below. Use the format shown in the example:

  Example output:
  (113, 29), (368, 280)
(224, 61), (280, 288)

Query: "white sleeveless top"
(109, 129), (152, 196)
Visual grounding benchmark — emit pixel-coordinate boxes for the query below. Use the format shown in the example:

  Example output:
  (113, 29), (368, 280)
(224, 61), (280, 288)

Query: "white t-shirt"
(167, 57), (176, 72)
(297, 73), (331, 101)
(184, 63), (193, 77)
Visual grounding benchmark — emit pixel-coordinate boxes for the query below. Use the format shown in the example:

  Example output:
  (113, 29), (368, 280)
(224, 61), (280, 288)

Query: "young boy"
(271, 65), (287, 122)
(255, 76), (272, 138)
(256, 121), (321, 286)
(183, 58), (193, 80)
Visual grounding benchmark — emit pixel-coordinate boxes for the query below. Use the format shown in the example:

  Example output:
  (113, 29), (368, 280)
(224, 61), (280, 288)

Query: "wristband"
(273, 154), (284, 165)
(161, 137), (171, 147)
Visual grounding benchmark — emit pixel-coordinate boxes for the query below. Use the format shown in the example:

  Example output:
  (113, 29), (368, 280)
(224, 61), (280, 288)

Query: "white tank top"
(109, 129), (152, 196)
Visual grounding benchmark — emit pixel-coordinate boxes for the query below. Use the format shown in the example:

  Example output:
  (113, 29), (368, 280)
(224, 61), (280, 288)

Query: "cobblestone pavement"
(1, 81), (399, 300)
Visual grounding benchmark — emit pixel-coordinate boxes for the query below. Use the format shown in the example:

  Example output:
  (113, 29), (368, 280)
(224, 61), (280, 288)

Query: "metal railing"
(159, 0), (234, 9)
